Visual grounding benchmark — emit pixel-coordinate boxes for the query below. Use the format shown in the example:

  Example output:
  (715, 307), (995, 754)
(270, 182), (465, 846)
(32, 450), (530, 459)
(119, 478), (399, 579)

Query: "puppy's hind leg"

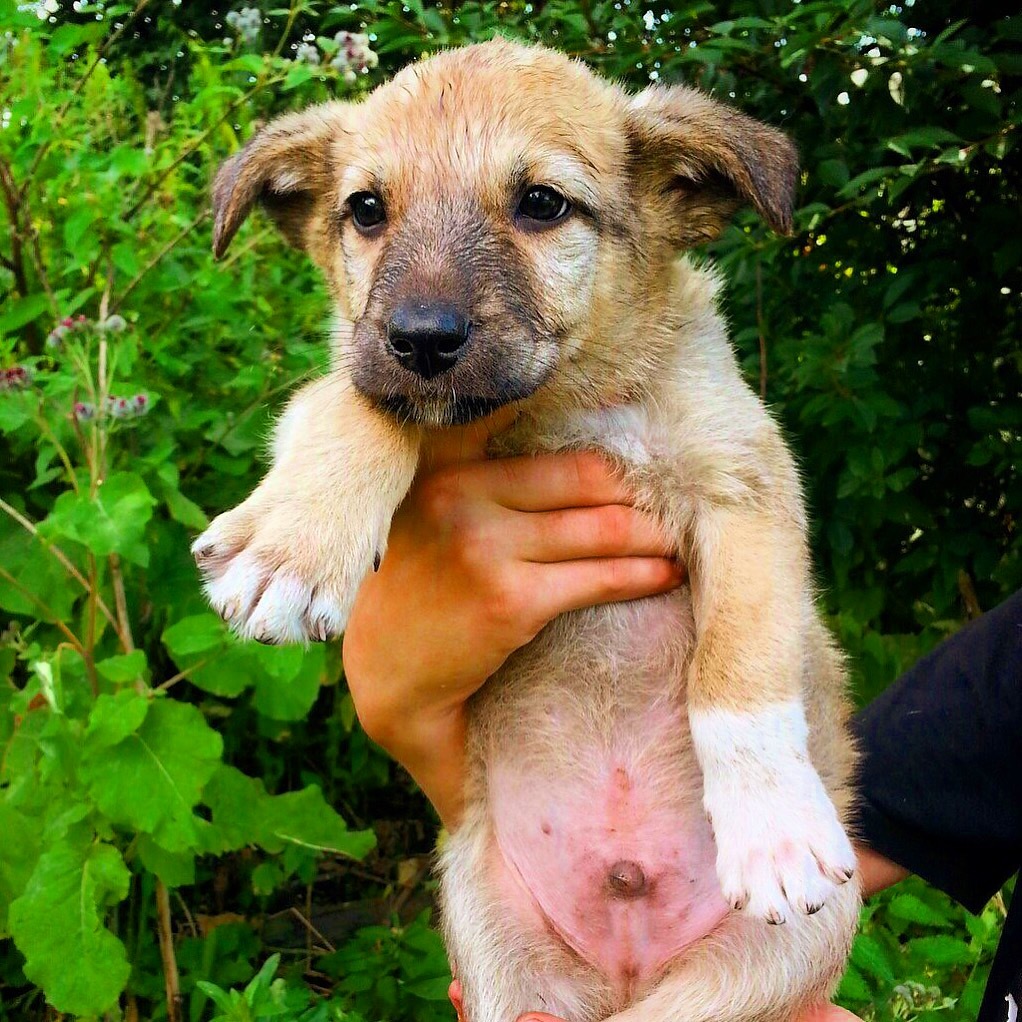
(603, 880), (860, 1022)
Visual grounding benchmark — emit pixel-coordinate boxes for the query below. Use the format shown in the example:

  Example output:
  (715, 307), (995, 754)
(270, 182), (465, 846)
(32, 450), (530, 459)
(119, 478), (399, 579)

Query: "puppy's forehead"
(338, 41), (628, 203)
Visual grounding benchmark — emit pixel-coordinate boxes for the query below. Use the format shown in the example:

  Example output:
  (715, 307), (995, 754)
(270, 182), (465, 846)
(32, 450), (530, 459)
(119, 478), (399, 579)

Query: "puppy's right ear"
(211, 103), (348, 259)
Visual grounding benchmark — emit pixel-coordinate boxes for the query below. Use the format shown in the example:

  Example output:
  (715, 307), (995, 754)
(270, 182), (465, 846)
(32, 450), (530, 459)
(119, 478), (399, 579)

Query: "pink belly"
(489, 724), (728, 997)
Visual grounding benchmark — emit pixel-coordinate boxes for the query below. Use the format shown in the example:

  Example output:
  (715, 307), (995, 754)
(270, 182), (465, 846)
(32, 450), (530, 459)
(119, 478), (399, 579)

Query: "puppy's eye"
(349, 191), (387, 231)
(517, 186), (570, 225)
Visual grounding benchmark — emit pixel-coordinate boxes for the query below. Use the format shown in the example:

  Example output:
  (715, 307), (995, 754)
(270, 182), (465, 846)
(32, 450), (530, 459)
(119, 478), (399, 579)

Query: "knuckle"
(483, 568), (528, 629)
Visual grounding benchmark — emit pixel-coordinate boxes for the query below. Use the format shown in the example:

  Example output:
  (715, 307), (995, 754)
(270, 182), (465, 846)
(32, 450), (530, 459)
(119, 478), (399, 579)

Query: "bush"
(0, 0), (1017, 1019)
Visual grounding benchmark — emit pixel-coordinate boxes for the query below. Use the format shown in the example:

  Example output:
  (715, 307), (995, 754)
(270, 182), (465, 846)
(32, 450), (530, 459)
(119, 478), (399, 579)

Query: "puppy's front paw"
(192, 492), (383, 644)
(691, 703), (856, 925)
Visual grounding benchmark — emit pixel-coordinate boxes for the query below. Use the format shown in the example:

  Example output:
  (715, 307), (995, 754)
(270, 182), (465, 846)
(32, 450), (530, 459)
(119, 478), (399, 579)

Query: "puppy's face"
(212, 41), (797, 426)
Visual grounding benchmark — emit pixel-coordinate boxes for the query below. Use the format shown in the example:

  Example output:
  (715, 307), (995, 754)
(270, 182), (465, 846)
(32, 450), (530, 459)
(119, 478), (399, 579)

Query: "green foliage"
(0, 0), (1018, 1019)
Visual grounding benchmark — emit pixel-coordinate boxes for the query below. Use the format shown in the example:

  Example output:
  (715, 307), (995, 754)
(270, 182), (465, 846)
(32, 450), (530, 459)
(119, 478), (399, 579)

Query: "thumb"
(420, 403), (520, 469)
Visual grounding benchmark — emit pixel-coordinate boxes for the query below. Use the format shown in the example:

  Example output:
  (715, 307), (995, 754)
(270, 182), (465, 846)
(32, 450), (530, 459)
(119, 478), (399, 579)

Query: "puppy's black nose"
(386, 301), (470, 379)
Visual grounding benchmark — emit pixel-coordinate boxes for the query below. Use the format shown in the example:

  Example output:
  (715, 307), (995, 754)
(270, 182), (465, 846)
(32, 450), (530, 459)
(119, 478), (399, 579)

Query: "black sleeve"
(852, 589), (1022, 914)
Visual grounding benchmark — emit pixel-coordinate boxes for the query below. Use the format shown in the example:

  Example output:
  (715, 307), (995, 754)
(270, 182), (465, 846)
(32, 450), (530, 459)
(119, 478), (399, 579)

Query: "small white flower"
(850, 67), (868, 87)
(837, 91), (850, 105)
(295, 41), (320, 65)
(888, 70), (905, 105)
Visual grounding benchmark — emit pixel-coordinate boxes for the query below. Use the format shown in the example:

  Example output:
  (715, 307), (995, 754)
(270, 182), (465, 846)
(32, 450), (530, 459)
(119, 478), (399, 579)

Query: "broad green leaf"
(0, 519), (80, 621)
(251, 643), (326, 721)
(63, 206), (99, 252)
(0, 804), (41, 935)
(84, 689), (151, 749)
(42, 472), (156, 566)
(261, 785), (376, 858)
(201, 765), (374, 860)
(8, 840), (130, 1016)
(907, 935), (976, 966)
(95, 649), (148, 685)
(0, 294), (51, 335)
(887, 893), (953, 928)
(137, 834), (196, 888)
(81, 698), (223, 851)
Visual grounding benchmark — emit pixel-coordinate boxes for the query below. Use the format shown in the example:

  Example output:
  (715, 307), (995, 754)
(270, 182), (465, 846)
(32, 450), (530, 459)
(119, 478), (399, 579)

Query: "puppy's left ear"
(627, 86), (799, 246)
(211, 103), (348, 259)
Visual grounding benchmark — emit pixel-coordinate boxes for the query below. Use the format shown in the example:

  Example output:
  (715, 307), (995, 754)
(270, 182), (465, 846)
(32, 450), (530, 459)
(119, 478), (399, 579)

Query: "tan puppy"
(195, 39), (860, 1022)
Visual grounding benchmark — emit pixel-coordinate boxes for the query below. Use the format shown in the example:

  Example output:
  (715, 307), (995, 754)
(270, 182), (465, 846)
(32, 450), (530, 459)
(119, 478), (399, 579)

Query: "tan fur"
(195, 39), (858, 1022)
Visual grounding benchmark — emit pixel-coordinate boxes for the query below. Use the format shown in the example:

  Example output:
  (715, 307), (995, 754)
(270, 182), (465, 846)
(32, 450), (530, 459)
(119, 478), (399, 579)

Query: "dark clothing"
(854, 589), (1022, 1022)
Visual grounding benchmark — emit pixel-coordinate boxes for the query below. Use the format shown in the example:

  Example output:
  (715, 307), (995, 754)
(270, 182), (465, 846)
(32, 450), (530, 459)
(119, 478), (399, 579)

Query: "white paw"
(691, 702), (856, 925)
(192, 497), (382, 644)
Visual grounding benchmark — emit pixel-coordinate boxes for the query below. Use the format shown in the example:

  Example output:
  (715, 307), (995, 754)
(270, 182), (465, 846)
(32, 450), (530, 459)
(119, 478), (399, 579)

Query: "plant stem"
(155, 880), (182, 1022)
(0, 496), (122, 636)
(0, 566), (90, 667)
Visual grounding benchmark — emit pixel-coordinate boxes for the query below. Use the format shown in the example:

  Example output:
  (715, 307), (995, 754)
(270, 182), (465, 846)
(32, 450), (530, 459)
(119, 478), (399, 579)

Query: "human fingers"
(526, 556), (684, 622)
(425, 450), (633, 513)
(519, 504), (675, 563)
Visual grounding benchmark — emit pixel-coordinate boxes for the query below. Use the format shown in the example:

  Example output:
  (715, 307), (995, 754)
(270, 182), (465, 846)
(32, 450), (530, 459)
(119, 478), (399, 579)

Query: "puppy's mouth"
(350, 317), (555, 428)
(369, 393), (518, 427)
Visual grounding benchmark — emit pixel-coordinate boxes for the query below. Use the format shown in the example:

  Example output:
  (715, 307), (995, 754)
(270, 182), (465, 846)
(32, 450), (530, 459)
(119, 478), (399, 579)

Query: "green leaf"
(0, 804), (42, 935)
(835, 962), (871, 1002)
(907, 935), (976, 966)
(261, 785), (376, 858)
(42, 472), (157, 566)
(81, 698), (223, 851)
(0, 294), (51, 335)
(163, 484), (210, 530)
(96, 650), (148, 685)
(201, 765), (375, 860)
(63, 206), (99, 251)
(163, 613), (229, 657)
(137, 834), (196, 888)
(850, 932), (895, 983)
(84, 690), (151, 749)
(251, 643), (325, 721)
(8, 840), (130, 1016)
(888, 893), (953, 928)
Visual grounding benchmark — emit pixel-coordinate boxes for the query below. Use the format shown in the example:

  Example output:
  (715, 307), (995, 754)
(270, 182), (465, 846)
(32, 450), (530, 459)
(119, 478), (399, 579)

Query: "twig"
(290, 903), (335, 954)
(0, 496), (122, 636)
(271, 0), (303, 60)
(109, 554), (135, 653)
(956, 569), (982, 620)
(155, 879), (182, 1022)
(174, 891), (198, 939)
(156, 659), (211, 692)
(0, 565), (89, 663)
(112, 209), (211, 312)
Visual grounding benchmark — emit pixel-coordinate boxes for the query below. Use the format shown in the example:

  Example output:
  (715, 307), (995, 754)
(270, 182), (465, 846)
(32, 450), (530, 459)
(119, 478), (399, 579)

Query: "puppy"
(195, 39), (860, 1022)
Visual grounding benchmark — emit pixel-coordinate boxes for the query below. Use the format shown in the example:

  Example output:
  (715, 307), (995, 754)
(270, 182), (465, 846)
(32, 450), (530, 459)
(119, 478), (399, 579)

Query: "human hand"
(342, 408), (684, 827)
(447, 980), (863, 1022)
